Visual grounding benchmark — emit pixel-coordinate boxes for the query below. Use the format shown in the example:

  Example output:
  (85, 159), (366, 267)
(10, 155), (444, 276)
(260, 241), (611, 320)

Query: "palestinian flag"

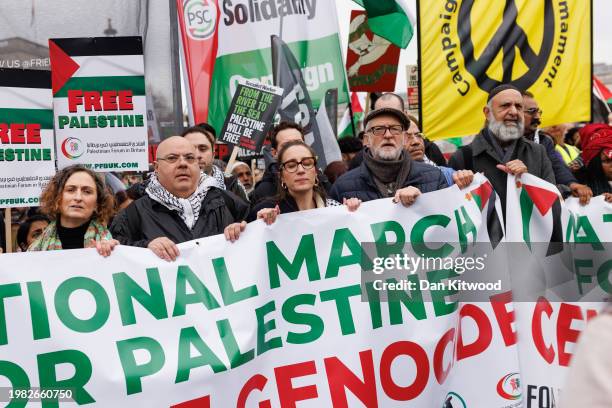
(49, 37), (148, 170)
(352, 0), (415, 49)
(0, 69), (54, 208)
(465, 173), (504, 248)
(593, 75), (612, 105)
(338, 92), (365, 138)
(506, 174), (563, 253)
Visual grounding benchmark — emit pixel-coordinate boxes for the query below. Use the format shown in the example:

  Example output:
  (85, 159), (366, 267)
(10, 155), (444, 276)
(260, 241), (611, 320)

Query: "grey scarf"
(146, 172), (218, 229)
(363, 148), (412, 197)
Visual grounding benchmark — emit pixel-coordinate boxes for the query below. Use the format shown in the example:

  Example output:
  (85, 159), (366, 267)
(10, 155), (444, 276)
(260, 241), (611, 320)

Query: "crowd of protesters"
(1, 86), (611, 258)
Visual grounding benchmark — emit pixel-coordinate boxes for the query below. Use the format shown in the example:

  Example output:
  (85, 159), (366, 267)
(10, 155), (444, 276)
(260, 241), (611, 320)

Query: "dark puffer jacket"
(329, 159), (448, 202)
(110, 187), (249, 247)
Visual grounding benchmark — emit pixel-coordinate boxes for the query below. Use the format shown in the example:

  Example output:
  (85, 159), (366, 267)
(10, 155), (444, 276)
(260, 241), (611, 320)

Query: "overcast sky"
(336, 0), (612, 93)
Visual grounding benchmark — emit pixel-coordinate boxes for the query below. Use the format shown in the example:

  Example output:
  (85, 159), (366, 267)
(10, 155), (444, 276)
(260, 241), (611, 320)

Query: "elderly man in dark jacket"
(111, 136), (248, 261)
(330, 108), (448, 205)
(449, 84), (555, 214)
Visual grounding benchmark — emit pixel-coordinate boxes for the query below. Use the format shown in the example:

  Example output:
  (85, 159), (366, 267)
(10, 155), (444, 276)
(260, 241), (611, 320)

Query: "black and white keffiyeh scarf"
(146, 172), (218, 230)
(210, 165), (227, 190)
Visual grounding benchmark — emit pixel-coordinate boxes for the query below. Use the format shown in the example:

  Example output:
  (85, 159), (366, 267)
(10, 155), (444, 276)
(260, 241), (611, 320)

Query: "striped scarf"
(146, 172), (218, 230)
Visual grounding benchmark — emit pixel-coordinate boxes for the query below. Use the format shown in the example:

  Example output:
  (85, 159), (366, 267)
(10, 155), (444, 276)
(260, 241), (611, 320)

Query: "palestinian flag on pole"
(464, 173), (504, 248)
(0, 69), (54, 208)
(593, 75), (612, 105)
(338, 92), (365, 138)
(505, 174), (563, 251)
(49, 37), (149, 171)
(351, 0), (415, 48)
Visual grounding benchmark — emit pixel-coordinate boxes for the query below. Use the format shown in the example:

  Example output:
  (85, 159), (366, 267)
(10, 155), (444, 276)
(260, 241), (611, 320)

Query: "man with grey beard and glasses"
(449, 84), (555, 214)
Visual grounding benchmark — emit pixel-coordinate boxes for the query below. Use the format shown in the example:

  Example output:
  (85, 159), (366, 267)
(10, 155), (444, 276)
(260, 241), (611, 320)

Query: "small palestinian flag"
(506, 174), (563, 253)
(338, 92), (365, 138)
(49, 36), (148, 171)
(466, 173), (504, 248)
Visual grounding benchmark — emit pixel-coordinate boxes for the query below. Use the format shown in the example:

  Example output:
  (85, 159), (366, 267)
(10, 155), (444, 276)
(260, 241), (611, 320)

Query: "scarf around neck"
(28, 219), (112, 251)
(146, 172), (218, 230)
(363, 148), (412, 197)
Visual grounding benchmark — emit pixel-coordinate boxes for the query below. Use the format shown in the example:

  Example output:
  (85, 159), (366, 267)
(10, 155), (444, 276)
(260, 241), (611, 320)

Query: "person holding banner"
(28, 165), (118, 257)
(111, 137), (248, 260)
(329, 108), (448, 205)
(250, 122), (333, 204)
(224, 141), (361, 242)
(449, 84), (555, 212)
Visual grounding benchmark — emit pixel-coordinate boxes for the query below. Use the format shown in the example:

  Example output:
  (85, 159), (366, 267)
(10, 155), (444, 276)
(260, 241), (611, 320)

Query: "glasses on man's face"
(366, 125), (405, 137)
(280, 157), (317, 173)
(157, 154), (197, 164)
(523, 108), (543, 115)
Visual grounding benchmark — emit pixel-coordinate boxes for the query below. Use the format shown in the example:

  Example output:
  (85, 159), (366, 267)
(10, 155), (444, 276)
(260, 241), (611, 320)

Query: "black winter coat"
(329, 159), (448, 202)
(110, 187), (249, 247)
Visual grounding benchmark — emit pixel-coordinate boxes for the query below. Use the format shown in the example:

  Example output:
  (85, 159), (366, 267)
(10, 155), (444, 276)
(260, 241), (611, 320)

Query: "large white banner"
(0, 174), (610, 407)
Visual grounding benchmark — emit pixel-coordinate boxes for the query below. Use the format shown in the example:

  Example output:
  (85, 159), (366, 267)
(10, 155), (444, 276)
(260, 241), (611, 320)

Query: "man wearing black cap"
(449, 84), (555, 212)
(330, 108), (448, 205)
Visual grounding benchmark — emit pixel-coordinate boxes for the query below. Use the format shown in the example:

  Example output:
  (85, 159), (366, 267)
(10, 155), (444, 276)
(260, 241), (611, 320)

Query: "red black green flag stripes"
(469, 178), (503, 248)
(0, 68), (55, 208)
(49, 37), (149, 171)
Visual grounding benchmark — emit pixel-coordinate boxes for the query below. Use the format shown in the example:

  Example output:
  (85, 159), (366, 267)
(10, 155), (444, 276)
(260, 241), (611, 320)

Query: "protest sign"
(0, 174), (610, 406)
(346, 10), (400, 92)
(49, 36), (149, 171)
(406, 64), (419, 112)
(418, 0), (592, 140)
(0, 69), (54, 208)
(179, 0), (348, 130)
(218, 79), (282, 152)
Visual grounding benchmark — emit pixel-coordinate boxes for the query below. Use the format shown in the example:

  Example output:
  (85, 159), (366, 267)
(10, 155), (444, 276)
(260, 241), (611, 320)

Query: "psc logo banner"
(418, 0), (592, 140)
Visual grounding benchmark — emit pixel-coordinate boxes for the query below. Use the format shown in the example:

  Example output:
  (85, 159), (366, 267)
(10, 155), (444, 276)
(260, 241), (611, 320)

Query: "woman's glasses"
(280, 157), (317, 173)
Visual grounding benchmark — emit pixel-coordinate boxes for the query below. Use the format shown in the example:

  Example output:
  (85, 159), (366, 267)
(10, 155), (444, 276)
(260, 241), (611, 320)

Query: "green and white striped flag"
(352, 0), (415, 49)
(49, 37), (148, 171)
(0, 69), (54, 208)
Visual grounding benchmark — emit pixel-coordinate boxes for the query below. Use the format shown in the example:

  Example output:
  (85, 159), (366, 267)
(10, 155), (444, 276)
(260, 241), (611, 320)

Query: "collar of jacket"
(472, 128), (529, 163)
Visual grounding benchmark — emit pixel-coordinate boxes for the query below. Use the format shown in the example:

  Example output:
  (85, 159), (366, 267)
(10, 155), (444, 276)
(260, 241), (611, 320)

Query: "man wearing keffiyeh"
(110, 137), (249, 261)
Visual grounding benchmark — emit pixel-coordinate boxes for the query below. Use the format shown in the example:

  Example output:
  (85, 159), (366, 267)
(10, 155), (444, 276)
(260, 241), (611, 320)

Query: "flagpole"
(4, 208), (12, 253)
(347, 96), (357, 137)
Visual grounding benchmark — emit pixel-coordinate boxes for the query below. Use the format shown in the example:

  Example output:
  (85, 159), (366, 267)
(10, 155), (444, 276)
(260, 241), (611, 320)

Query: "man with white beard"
(449, 84), (555, 213)
(330, 107), (448, 205)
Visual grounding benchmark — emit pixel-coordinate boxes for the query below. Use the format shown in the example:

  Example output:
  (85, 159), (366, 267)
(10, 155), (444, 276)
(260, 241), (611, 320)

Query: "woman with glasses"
(224, 140), (361, 241)
(28, 164), (119, 256)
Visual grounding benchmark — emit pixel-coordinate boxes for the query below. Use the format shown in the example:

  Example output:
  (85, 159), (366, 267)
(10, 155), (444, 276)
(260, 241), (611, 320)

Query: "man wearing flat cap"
(330, 107), (448, 206)
(449, 84), (555, 214)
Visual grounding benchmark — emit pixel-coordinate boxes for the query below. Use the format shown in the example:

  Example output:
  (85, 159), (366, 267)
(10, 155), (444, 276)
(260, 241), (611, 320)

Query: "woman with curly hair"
(29, 164), (119, 256)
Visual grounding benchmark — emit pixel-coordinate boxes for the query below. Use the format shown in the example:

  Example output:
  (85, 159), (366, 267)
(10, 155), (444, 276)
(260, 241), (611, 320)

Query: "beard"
(488, 114), (524, 143)
(374, 145), (403, 161)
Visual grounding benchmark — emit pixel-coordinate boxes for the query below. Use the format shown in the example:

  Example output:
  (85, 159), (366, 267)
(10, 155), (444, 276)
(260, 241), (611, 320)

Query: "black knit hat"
(364, 108), (410, 130)
(487, 84), (521, 102)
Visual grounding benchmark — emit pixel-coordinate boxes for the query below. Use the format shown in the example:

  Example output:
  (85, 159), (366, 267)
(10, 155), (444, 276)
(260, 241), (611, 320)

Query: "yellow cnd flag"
(418, 0), (592, 140)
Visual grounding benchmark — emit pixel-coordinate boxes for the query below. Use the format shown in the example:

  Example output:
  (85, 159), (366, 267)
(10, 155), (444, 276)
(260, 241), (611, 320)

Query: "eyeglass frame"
(523, 107), (543, 115)
(365, 125), (406, 137)
(279, 156), (318, 173)
(156, 153), (198, 164)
